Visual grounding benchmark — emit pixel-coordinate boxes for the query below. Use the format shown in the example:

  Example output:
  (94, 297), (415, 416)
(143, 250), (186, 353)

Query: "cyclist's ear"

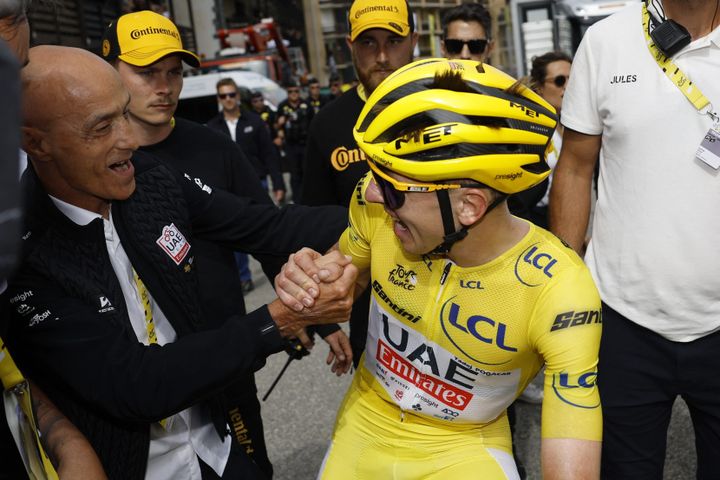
(455, 187), (495, 226)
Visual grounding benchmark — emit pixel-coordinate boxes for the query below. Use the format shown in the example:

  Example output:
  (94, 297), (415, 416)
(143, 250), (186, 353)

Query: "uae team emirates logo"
(156, 223), (190, 265)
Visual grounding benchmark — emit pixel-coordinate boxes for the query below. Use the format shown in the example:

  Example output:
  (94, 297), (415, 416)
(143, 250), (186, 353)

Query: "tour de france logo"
(388, 263), (417, 290)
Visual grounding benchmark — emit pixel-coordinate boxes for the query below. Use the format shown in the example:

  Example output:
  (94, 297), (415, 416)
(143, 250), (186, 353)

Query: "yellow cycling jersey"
(338, 176), (602, 442)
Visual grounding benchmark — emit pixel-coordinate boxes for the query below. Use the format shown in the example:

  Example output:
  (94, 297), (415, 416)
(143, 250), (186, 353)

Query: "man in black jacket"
(7, 45), (356, 480)
(206, 77), (286, 297)
(102, 11), (351, 478)
(207, 77), (285, 204)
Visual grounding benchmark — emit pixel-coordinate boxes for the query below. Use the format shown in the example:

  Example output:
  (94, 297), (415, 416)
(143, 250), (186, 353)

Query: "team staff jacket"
(4, 153), (347, 480)
(301, 87), (368, 207)
(205, 112), (286, 193)
(338, 177), (602, 440)
(141, 117), (278, 322)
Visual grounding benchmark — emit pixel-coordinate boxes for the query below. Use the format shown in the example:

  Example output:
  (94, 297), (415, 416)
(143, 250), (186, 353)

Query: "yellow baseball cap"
(348, 0), (414, 42)
(102, 10), (200, 67)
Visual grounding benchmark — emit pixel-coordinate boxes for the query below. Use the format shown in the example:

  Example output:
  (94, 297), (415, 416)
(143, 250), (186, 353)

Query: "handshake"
(267, 248), (360, 373)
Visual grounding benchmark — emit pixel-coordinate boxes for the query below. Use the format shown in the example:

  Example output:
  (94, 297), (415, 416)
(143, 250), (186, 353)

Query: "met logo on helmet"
(393, 124), (457, 151)
(509, 101), (540, 118)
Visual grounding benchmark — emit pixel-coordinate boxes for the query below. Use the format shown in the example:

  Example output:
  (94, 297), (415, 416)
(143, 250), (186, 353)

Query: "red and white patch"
(156, 223), (190, 265)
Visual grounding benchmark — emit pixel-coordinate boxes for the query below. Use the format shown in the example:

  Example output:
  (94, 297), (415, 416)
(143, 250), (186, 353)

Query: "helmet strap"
(429, 189), (467, 255)
(428, 189), (508, 256)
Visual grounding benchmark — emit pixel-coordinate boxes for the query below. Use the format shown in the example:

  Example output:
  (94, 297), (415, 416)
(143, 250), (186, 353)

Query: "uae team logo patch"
(156, 223), (190, 265)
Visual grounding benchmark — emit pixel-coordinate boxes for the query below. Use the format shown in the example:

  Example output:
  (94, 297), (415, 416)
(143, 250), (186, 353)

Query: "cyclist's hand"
(323, 329), (352, 376)
(296, 328), (314, 351)
(275, 248), (351, 312)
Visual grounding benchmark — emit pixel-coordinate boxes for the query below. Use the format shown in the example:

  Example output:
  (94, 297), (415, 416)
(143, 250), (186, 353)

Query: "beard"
(352, 49), (414, 95)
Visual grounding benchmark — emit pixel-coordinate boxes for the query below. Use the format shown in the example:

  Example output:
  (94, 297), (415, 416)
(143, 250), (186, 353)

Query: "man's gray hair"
(0, 0), (28, 23)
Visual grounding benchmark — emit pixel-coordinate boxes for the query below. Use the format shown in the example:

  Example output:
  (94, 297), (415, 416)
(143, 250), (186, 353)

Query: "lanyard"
(133, 270), (158, 344)
(641, 3), (718, 122)
(1, 337), (59, 480)
(132, 272), (170, 429)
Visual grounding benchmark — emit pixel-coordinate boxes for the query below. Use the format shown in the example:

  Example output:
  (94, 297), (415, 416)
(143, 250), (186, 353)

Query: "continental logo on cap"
(130, 26), (180, 40)
(331, 146), (367, 171)
(102, 39), (110, 57)
(355, 5), (400, 18)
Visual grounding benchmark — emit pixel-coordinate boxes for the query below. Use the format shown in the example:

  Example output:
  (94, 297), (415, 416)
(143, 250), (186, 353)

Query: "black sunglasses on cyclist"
(443, 38), (488, 55)
(218, 92), (237, 99)
(371, 170), (407, 210)
(546, 75), (569, 88)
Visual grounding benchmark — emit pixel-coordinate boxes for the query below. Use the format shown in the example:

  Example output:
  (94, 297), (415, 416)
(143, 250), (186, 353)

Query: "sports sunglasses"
(367, 161), (482, 210)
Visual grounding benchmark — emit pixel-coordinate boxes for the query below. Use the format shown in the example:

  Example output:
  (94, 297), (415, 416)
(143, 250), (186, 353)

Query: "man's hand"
(275, 248), (351, 312)
(269, 253), (357, 338)
(322, 329), (352, 376)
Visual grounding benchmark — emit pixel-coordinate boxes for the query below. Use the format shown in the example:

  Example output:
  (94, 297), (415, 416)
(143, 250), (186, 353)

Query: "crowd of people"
(2, 0), (719, 479)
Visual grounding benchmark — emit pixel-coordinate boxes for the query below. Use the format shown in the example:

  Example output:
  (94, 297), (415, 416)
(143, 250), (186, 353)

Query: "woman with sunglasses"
(277, 58), (601, 480)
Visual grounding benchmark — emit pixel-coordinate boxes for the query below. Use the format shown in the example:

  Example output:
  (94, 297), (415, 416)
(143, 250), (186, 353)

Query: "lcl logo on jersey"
(440, 299), (516, 365)
(552, 371), (600, 409)
(514, 243), (558, 287)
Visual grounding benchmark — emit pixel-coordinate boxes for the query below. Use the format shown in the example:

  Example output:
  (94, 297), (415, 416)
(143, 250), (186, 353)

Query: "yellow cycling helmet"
(353, 58), (557, 195)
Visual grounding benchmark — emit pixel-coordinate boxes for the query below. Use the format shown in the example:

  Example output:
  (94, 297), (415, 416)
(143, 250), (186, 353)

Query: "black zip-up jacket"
(205, 112), (286, 193)
(3, 152), (346, 480)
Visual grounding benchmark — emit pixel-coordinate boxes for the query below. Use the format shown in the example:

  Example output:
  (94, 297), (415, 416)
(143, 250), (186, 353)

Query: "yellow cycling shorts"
(317, 374), (521, 480)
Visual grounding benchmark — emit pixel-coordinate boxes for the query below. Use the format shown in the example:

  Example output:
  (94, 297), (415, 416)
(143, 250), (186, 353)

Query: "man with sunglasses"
(441, 2), (494, 62)
(301, 0), (418, 368)
(277, 58), (602, 479)
(207, 78), (287, 295)
(208, 79), (286, 206)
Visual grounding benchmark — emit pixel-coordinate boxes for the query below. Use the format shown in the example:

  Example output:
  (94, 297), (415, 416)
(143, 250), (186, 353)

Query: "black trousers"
(599, 303), (720, 480)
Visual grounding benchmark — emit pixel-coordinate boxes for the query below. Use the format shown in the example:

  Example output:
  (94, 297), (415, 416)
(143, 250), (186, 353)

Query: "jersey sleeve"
(528, 264), (602, 441)
(338, 174), (380, 271)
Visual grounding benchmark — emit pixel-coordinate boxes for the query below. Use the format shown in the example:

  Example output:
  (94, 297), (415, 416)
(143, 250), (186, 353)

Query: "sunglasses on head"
(546, 75), (569, 88)
(443, 38), (488, 55)
(218, 92), (237, 99)
(367, 161), (482, 210)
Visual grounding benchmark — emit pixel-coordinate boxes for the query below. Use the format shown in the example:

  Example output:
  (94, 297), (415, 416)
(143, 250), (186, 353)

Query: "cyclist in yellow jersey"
(276, 58), (602, 479)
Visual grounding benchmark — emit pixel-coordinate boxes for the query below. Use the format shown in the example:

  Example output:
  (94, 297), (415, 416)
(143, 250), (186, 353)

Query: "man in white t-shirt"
(550, 1), (720, 478)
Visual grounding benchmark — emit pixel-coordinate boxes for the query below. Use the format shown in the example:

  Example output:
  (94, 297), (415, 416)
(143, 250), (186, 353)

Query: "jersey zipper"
(436, 260), (453, 302)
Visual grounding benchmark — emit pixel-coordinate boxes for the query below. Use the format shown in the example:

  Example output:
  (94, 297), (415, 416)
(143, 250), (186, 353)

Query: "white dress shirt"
(49, 196), (231, 479)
